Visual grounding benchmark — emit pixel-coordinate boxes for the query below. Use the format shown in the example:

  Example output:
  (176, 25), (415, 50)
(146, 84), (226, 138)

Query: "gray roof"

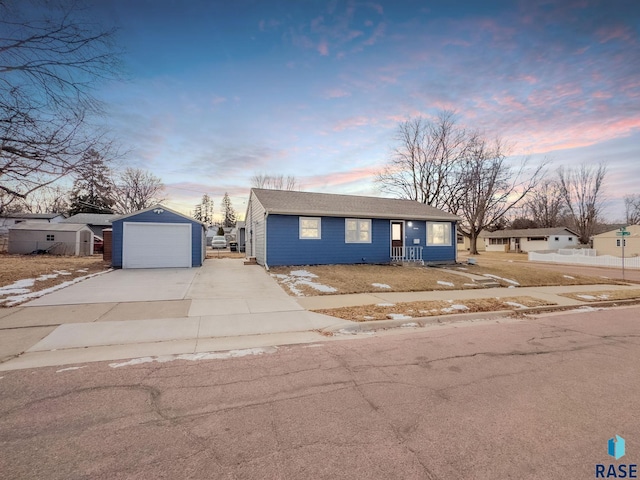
(251, 189), (459, 221)
(3, 213), (63, 220)
(9, 223), (91, 232)
(61, 213), (114, 226)
(111, 204), (205, 226)
(481, 227), (577, 238)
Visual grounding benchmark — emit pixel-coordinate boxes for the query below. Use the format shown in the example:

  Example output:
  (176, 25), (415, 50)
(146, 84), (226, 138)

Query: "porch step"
(244, 257), (258, 265)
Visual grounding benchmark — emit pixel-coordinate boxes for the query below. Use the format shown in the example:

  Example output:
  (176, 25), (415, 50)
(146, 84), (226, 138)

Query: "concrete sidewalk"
(1, 258), (639, 371)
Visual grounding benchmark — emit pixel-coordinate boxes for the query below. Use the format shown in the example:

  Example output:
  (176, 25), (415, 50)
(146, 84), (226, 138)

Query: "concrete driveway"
(0, 259), (349, 371)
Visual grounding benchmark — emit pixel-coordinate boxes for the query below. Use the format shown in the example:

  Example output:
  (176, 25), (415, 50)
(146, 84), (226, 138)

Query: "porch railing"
(391, 246), (424, 264)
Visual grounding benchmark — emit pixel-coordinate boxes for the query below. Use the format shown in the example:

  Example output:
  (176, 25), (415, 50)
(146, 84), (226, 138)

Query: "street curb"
(320, 298), (640, 335)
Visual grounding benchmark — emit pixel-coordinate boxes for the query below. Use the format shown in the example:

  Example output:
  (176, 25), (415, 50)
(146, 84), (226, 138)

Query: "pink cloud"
(597, 24), (636, 44)
(317, 40), (329, 56)
(303, 166), (381, 189)
(324, 88), (351, 99)
(332, 116), (371, 131)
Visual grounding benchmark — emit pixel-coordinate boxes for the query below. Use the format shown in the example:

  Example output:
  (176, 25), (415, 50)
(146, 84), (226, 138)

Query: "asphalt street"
(1, 305), (639, 479)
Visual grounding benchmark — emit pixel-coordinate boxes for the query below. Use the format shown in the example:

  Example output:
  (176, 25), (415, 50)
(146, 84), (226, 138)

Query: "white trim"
(345, 218), (372, 243)
(299, 217), (321, 240)
(427, 221), (452, 246)
(389, 220), (404, 255)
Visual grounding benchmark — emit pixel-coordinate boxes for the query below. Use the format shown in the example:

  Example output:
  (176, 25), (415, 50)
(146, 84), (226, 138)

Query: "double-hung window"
(299, 217), (321, 239)
(345, 219), (371, 243)
(427, 222), (451, 246)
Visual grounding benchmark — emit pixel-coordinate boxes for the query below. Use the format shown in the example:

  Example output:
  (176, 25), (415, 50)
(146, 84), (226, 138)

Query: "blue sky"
(96, 0), (640, 220)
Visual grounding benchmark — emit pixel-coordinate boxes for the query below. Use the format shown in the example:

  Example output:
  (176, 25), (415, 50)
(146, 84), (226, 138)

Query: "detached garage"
(111, 205), (206, 269)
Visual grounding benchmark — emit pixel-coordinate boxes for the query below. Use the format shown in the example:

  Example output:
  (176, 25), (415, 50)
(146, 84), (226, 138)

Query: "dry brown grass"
(559, 289), (640, 302)
(0, 253), (110, 306)
(206, 250), (244, 259)
(313, 296), (555, 321)
(269, 264), (478, 296)
(270, 259), (616, 297)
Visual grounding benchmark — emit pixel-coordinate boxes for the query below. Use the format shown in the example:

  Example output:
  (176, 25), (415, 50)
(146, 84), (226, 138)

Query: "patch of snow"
(56, 366), (86, 373)
(0, 278), (36, 297)
(441, 304), (469, 313)
(457, 267), (468, 271)
(437, 280), (454, 287)
(483, 274), (520, 286)
(0, 270), (112, 306)
(295, 279), (337, 293)
(598, 294), (610, 299)
(387, 313), (413, 320)
(363, 316), (375, 320)
(577, 294), (597, 300)
(401, 322), (419, 328)
(372, 283), (391, 289)
(504, 301), (527, 309)
(36, 274), (59, 281)
(271, 273), (288, 279)
(464, 283), (480, 287)
(336, 329), (374, 336)
(53, 270), (72, 276)
(563, 275), (575, 279)
(508, 285), (516, 289)
(376, 303), (395, 307)
(76, 269), (88, 273)
(109, 347), (277, 368)
(289, 270), (318, 278)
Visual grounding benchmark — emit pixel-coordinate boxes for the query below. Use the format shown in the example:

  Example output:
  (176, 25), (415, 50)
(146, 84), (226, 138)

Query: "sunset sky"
(96, 0), (640, 220)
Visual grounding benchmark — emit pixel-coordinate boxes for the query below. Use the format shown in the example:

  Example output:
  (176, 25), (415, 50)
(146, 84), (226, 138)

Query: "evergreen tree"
(217, 226), (225, 236)
(222, 192), (237, 227)
(193, 194), (214, 225)
(68, 150), (114, 215)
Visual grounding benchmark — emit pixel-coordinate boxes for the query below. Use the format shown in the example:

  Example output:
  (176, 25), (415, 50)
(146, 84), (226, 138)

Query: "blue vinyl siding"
(264, 215), (456, 266)
(266, 215), (391, 266)
(112, 209), (205, 267)
(424, 222), (457, 263)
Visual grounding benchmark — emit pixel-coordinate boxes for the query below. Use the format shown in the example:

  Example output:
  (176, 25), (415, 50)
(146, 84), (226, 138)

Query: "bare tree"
(456, 136), (545, 254)
(524, 179), (567, 228)
(0, 0), (121, 210)
(112, 168), (165, 214)
(376, 111), (466, 209)
(16, 185), (70, 214)
(251, 174), (300, 190)
(624, 194), (640, 225)
(558, 163), (607, 244)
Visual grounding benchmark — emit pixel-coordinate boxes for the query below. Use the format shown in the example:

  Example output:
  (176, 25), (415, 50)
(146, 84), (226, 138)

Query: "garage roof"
(9, 223), (90, 232)
(112, 204), (204, 224)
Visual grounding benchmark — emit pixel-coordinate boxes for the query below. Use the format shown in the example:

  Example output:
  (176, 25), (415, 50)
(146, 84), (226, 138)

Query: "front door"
(391, 221), (403, 258)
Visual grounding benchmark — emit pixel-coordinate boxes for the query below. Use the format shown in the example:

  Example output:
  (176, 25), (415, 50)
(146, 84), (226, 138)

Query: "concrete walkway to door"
(0, 259), (350, 371)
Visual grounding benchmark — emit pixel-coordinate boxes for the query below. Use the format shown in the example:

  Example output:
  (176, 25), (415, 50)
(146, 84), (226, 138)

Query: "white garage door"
(123, 222), (192, 268)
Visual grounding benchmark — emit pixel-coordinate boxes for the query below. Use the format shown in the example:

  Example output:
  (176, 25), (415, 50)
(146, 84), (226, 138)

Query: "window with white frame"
(345, 219), (371, 243)
(617, 239), (626, 247)
(299, 217), (321, 239)
(427, 222), (451, 246)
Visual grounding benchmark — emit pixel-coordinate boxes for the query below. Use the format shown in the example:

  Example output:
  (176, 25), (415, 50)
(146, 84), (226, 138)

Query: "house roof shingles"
(252, 189), (459, 221)
(61, 213), (114, 225)
(9, 223), (90, 232)
(481, 227), (577, 239)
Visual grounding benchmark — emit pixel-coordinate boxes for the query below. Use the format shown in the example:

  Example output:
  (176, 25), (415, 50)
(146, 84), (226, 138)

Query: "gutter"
(264, 210), (269, 271)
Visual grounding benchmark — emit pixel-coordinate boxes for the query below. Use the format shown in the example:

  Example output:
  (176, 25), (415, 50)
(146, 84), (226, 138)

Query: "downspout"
(263, 211), (269, 270)
(455, 221), (458, 264)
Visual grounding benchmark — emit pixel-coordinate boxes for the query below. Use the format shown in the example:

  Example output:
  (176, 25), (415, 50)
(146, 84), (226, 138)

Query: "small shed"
(110, 205), (206, 269)
(8, 223), (93, 255)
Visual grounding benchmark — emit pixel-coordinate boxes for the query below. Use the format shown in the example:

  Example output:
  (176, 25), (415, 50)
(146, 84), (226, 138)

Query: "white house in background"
(0, 213), (65, 234)
(482, 227), (579, 253)
(457, 232), (485, 252)
(592, 225), (640, 258)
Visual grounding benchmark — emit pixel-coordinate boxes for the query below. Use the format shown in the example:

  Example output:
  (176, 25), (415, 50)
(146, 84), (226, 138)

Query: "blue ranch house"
(245, 189), (460, 268)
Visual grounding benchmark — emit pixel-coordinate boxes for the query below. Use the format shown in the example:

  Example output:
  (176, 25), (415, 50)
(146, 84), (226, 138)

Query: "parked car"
(211, 235), (227, 249)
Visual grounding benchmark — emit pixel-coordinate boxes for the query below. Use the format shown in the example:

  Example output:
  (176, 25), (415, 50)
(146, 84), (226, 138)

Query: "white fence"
(529, 251), (640, 269)
(391, 246), (424, 264)
(557, 248), (596, 256)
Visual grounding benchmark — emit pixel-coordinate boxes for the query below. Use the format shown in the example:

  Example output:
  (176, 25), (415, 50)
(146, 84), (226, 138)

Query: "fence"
(557, 248), (596, 256)
(391, 246), (424, 264)
(529, 251), (640, 269)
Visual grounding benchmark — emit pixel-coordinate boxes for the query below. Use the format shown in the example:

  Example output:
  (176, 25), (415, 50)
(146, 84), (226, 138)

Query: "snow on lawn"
(271, 270), (337, 296)
(504, 301), (527, 309)
(387, 313), (413, 320)
(563, 275), (575, 279)
(372, 283), (391, 289)
(437, 280), (454, 287)
(483, 274), (520, 286)
(53, 270), (72, 276)
(441, 304), (469, 313)
(376, 303), (395, 307)
(0, 270), (112, 306)
(576, 294), (610, 301)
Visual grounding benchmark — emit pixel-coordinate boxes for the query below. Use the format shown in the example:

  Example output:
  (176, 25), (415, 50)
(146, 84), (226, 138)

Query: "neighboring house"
(457, 232), (485, 252)
(8, 223), (93, 256)
(592, 225), (640, 258)
(61, 213), (114, 238)
(244, 188), (460, 267)
(482, 227), (579, 253)
(110, 204), (206, 269)
(0, 213), (65, 234)
(234, 221), (246, 252)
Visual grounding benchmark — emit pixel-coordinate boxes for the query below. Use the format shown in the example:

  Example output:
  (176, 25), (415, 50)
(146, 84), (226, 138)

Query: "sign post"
(616, 227), (630, 280)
